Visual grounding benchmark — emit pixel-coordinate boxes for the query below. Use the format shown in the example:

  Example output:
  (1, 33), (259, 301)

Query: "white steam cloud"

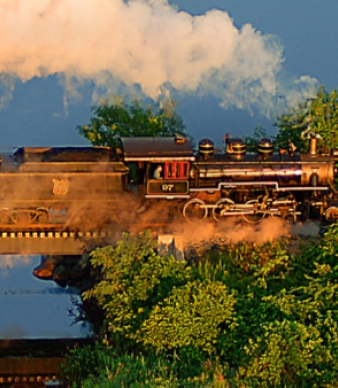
(0, 0), (317, 115)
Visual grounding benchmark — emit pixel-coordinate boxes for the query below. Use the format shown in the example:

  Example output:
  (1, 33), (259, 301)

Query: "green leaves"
(82, 230), (238, 362)
(83, 230), (190, 342)
(77, 98), (186, 147)
(276, 85), (338, 151)
(75, 225), (338, 387)
(244, 319), (326, 387)
(141, 280), (236, 353)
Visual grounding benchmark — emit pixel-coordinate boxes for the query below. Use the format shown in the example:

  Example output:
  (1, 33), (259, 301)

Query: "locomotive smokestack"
(309, 136), (318, 156)
(302, 128), (321, 157)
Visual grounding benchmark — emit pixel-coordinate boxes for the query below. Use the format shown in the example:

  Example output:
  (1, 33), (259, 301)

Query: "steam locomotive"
(0, 132), (337, 229)
(121, 133), (338, 224)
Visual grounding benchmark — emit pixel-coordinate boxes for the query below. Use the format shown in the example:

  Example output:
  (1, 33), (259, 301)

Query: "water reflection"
(0, 255), (33, 274)
(0, 255), (91, 339)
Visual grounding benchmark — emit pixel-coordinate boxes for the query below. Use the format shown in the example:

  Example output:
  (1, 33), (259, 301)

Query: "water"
(0, 255), (91, 339)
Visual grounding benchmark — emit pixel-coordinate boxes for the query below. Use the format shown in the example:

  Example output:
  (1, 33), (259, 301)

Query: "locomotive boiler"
(121, 134), (338, 224)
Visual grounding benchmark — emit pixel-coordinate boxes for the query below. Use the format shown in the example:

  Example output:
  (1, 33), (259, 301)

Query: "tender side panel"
(0, 171), (128, 207)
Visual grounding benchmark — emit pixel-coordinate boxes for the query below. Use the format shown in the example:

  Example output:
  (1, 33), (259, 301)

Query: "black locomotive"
(0, 133), (337, 228)
(121, 133), (338, 224)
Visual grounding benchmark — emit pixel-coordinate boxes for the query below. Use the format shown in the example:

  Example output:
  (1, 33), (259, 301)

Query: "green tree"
(141, 279), (236, 354)
(67, 226), (338, 387)
(237, 226), (338, 387)
(82, 230), (190, 345)
(82, 230), (237, 368)
(78, 97), (186, 148)
(275, 86), (338, 152)
(244, 124), (271, 152)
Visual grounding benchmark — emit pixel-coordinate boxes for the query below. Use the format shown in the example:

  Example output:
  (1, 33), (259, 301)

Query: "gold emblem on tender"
(52, 178), (69, 195)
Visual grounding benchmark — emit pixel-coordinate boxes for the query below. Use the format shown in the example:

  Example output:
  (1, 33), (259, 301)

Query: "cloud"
(0, 255), (33, 276)
(0, 0), (318, 115)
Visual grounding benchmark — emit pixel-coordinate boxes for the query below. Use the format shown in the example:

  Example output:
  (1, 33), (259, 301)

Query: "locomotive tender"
(0, 133), (337, 228)
(0, 146), (128, 228)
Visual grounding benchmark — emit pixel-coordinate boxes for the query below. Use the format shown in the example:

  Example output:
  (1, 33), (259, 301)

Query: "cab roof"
(121, 136), (195, 162)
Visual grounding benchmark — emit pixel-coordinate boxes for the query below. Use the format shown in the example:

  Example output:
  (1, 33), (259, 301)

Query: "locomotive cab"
(146, 161), (191, 198)
(120, 136), (195, 200)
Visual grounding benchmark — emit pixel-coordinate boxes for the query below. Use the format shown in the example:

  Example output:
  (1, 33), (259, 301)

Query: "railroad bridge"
(0, 224), (184, 257)
(0, 229), (113, 255)
(0, 338), (94, 387)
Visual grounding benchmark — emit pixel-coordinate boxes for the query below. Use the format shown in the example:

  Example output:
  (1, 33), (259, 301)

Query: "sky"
(0, 0), (337, 147)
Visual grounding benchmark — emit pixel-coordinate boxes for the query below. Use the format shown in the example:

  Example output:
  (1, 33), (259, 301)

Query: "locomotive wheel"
(183, 199), (208, 222)
(242, 199), (266, 224)
(325, 207), (338, 223)
(212, 198), (235, 222)
(36, 208), (49, 223)
(11, 210), (32, 225)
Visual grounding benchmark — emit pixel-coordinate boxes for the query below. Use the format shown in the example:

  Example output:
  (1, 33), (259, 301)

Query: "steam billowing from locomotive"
(0, 0), (317, 115)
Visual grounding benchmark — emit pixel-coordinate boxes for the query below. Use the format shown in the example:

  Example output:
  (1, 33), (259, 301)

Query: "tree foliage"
(82, 230), (237, 361)
(64, 225), (338, 387)
(82, 231), (189, 343)
(275, 85), (338, 152)
(141, 279), (236, 353)
(240, 228), (338, 387)
(78, 98), (186, 148)
(244, 124), (270, 152)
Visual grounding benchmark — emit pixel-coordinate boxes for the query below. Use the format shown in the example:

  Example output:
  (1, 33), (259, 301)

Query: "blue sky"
(0, 0), (336, 147)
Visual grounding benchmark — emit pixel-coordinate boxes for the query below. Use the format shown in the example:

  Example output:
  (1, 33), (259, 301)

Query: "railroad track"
(0, 223), (170, 255)
(0, 223), (169, 239)
(0, 229), (112, 239)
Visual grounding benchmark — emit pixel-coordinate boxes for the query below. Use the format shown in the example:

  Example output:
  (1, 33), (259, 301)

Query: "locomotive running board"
(145, 195), (190, 199)
(190, 181), (330, 193)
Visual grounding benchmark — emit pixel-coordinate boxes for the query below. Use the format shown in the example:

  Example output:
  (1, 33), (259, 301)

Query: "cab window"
(164, 162), (189, 179)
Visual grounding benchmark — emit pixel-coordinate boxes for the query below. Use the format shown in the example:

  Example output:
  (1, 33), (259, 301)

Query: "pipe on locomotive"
(301, 126), (323, 157)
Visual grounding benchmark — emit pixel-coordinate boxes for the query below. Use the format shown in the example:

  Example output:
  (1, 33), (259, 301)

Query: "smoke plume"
(176, 217), (291, 246)
(171, 217), (320, 245)
(0, 0), (317, 115)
